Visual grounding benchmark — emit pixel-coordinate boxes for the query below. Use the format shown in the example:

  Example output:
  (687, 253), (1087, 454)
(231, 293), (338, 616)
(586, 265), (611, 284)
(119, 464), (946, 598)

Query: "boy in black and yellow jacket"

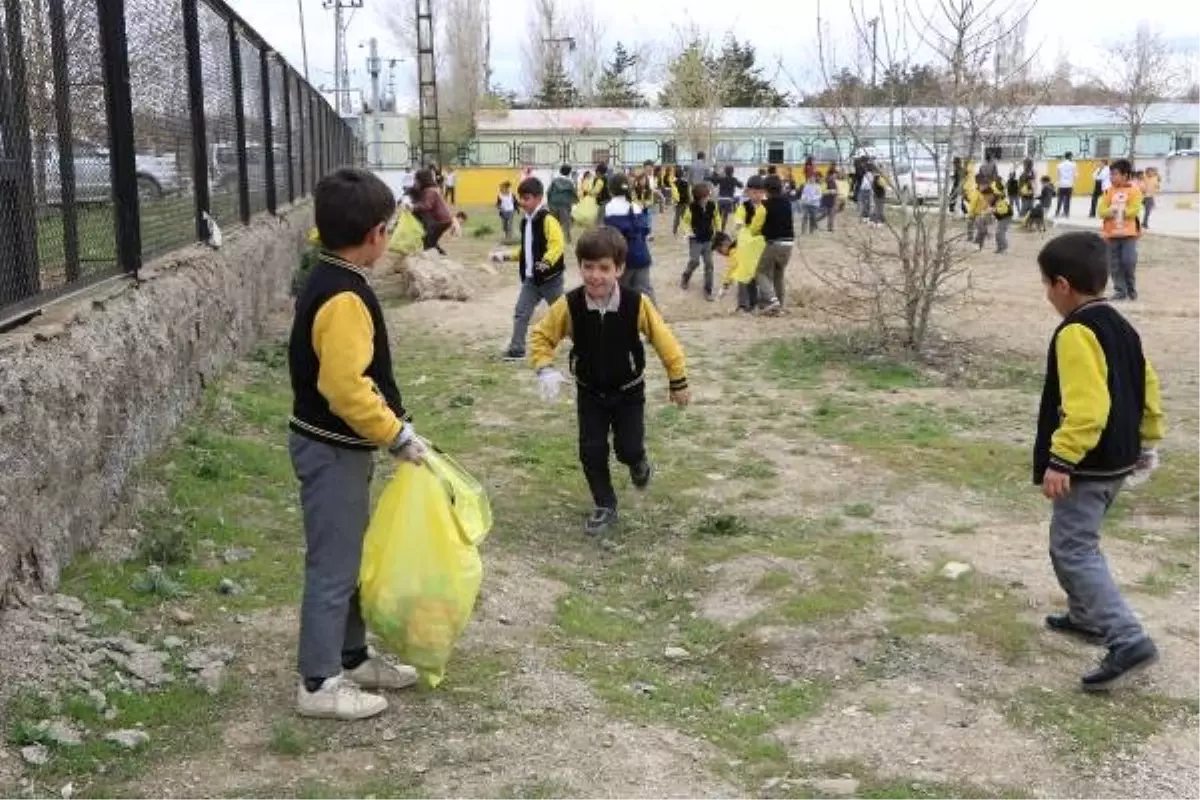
(288, 168), (425, 721)
(1034, 231), (1165, 691)
(530, 226), (690, 535)
(495, 177), (566, 360)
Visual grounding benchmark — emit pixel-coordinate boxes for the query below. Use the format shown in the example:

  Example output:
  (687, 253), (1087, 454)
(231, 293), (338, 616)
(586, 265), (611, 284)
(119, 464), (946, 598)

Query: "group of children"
(285, 165), (1167, 725)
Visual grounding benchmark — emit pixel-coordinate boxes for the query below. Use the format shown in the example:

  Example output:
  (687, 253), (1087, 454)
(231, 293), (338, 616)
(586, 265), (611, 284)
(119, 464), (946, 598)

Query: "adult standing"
(1055, 152), (1077, 218)
(1089, 159), (1111, 218)
(688, 151), (709, 187)
(444, 167), (457, 205)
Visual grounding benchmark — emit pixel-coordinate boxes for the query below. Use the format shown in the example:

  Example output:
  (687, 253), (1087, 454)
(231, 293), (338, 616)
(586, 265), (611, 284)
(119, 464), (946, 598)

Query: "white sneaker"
(345, 656), (419, 690)
(295, 674), (388, 720)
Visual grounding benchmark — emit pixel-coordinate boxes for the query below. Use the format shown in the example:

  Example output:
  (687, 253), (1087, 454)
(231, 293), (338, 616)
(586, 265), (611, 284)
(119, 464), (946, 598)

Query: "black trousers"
(577, 387), (646, 510)
(1055, 188), (1073, 217)
(423, 220), (451, 252)
(1089, 180), (1102, 217)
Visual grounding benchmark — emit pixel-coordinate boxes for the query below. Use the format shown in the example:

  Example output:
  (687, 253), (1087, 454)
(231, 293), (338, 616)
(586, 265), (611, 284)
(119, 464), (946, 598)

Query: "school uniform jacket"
(529, 286), (688, 396)
(288, 253), (410, 450)
(1098, 183), (1145, 239)
(508, 206), (566, 285)
(1033, 300), (1165, 483)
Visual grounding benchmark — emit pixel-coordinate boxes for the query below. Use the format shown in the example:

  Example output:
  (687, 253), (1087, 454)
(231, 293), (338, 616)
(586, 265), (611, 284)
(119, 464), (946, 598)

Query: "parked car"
(38, 141), (183, 206)
(890, 160), (944, 203)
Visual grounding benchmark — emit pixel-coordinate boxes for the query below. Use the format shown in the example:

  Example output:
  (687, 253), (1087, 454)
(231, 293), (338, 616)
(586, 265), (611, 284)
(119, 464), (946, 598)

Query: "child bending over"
(530, 227), (690, 535)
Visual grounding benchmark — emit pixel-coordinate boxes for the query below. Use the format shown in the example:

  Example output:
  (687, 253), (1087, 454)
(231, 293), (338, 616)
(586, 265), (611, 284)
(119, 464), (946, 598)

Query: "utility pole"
(323, 0), (362, 115)
(415, 0), (441, 167)
(367, 37), (381, 168)
(297, 0), (309, 80)
(868, 17), (879, 89)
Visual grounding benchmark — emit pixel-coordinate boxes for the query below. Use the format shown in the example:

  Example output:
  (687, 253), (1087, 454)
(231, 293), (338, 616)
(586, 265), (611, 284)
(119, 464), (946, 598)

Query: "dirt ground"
(2, 211), (1197, 799)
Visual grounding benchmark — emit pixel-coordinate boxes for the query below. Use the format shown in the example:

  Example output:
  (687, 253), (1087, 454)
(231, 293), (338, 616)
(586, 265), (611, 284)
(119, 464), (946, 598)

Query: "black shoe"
(1110, 294), (1128, 302)
(502, 348), (526, 362)
(585, 507), (617, 535)
(1045, 613), (1104, 645)
(680, 273), (690, 290)
(630, 460), (653, 490)
(1082, 637), (1159, 692)
(1129, 292), (1138, 301)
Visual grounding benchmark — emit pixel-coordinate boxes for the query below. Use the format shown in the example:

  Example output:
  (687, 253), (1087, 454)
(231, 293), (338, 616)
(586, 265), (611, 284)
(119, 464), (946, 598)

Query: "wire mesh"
(290, 70), (304, 197)
(198, 1), (238, 226)
(127, 0), (195, 258)
(270, 58), (286, 206)
(238, 33), (265, 215)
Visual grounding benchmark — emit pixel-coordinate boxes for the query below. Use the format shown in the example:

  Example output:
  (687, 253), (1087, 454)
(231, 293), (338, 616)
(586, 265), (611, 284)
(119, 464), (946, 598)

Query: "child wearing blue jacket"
(603, 173), (655, 303)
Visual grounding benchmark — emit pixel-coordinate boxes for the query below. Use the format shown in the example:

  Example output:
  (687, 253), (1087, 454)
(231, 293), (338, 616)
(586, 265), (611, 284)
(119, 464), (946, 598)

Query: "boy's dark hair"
(766, 165), (778, 175)
(724, 165), (734, 177)
(500, 180), (512, 190)
(1041, 175), (1052, 182)
(455, 211), (468, 221)
(575, 226), (627, 266)
(691, 181), (712, 201)
(1111, 158), (1133, 177)
(595, 163), (609, 176)
(1064, 151), (1074, 160)
(746, 175), (766, 190)
(517, 177), (544, 197)
(712, 231), (733, 250)
(1038, 231), (1109, 295)
(608, 173), (631, 197)
(314, 168), (396, 250)
(559, 164), (572, 176)
(764, 174), (783, 196)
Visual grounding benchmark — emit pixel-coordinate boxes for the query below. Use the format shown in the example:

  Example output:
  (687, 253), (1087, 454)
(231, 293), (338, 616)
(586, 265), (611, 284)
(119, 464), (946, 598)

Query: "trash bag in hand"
(359, 446), (493, 687)
(387, 210), (426, 256)
(571, 195), (599, 228)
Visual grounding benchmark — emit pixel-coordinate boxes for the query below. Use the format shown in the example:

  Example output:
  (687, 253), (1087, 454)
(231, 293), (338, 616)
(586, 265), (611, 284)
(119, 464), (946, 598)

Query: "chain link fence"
(0, 0), (357, 326)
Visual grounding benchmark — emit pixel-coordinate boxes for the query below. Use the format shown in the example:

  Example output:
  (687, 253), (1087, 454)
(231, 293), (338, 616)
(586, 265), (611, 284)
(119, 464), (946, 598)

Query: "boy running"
(495, 177), (566, 361)
(530, 227), (690, 535)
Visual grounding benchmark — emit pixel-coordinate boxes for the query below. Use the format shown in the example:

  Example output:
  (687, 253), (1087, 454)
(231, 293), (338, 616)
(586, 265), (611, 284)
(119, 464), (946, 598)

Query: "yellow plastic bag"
(359, 447), (493, 687)
(730, 228), (764, 284)
(387, 210), (425, 255)
(571, 195), (599, 227)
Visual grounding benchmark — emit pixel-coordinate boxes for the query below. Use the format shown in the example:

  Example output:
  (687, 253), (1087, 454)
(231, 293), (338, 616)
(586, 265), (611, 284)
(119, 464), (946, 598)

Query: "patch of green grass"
(268, 719), (318, 756)
(1114, 451), (1200, 519)
(1132, 559), (1195, 597)
(885, 567), (1040, 662)
(757, 334), (929, 391)
(843, 502), (875, 518)
(1002, 687), (1199, 759)
(752, 568), (796, 594)
(6, 678), (240, 786)
(695, 513), (751, 538)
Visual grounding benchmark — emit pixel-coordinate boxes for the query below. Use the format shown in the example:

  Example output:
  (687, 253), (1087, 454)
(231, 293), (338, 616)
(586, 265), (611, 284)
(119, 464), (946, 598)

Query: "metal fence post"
(97, 0), (141, 273)
(181, 0), (210, 241)
(47, 0), (80, 282)
(228, 19), (250, 224)
(0, 0), (41, 305)
(281, 63), (294, 204)
(259, 47), (276, 214)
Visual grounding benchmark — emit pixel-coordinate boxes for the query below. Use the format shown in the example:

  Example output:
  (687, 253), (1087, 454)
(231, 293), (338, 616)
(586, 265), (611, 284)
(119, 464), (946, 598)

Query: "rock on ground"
(104, 730), (149, 749)
(376, 252), (474, 301)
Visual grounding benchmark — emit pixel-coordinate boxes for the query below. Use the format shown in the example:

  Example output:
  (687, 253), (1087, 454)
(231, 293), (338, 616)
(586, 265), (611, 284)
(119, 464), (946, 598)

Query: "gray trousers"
(620, 267), (655, 303)
(1049, 478), (1145, 649)
(550, 204), (572, 242)
(683, 239), (714, 294)
(995, 217), (1011, 253)
(1109, 238), (1139, 299)
(756, 242), (791, 306)
(290, 433), (374, 680)
(509, 273), (565, 353)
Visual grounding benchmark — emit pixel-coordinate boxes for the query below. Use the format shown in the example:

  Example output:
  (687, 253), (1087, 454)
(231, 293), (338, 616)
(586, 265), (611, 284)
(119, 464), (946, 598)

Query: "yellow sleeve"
(1050, 323), (1110, 469)
(714, 205), (723, 232)
(681, 205), (692, 229)
(734, 204), (746, 224)
(1141, 359), (1166, 444)
(748, 204), (766, 235)
(541, 213), (565, 265)
(1097, 189), (1111, 217)
(312, 293), (404, 447)
(530, 296), (571, 370)
(637, 296), (688, 391)
(1126, 187), (1144, 219)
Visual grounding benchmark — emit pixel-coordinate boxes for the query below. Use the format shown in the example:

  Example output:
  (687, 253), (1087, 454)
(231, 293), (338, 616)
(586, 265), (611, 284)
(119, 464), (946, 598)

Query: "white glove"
(1126, 447), (1160, 487)
(388, 426), (427, 464)
(537, 368), (565, 402)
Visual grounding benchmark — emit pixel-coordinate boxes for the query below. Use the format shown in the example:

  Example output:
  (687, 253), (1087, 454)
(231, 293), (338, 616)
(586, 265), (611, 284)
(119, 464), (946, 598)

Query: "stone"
(497, 614), (512, 625)
(60, 782), (75, 800)
(41, 720), (84, 747)
(221, 547), (255, 564)
(170, 608), (195, 626)
(217, 578), (241, 595)
(663, 646), (690, 661)
(630, 681), (657, 696)
(196, 663), (225, 695)
(940, 561), (973, 580)
(761, 778), (783, 791)
(161, 635), (185, 650)
(21, 744), (50, 766)
(184, 646), (235, 671)
(381, 728), (398, 742)
(52, 594), (85, 616)
(87, 689), (107, 711)
(104, 729), (149, 749)
(811, 777), (859, 796)
(124, 651), (171, 686)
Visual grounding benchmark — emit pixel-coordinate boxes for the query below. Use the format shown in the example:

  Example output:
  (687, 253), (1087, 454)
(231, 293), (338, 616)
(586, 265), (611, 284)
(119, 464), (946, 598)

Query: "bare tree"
(658, 27), (736, 159)
(440, 0), (488, 141)
(788, 0), (1042, 353)
(1097, 26), (1187, 158)
(521, 0), (570, 98)
(565, 0), (604, 103)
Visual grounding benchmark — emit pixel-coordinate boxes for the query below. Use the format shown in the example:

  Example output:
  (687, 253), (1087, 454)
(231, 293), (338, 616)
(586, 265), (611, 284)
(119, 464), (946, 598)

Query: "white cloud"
(226, 0), (1199, 104)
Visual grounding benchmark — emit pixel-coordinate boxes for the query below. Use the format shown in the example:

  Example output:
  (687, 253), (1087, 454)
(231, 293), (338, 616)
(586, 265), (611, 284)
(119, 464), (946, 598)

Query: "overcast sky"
(228, 0), (1199, 108)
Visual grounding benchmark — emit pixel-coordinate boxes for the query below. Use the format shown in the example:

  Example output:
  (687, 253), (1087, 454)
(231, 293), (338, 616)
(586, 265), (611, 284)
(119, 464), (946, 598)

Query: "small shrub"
(695, 513), (748, 537)
(471, 222), (496, 238)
